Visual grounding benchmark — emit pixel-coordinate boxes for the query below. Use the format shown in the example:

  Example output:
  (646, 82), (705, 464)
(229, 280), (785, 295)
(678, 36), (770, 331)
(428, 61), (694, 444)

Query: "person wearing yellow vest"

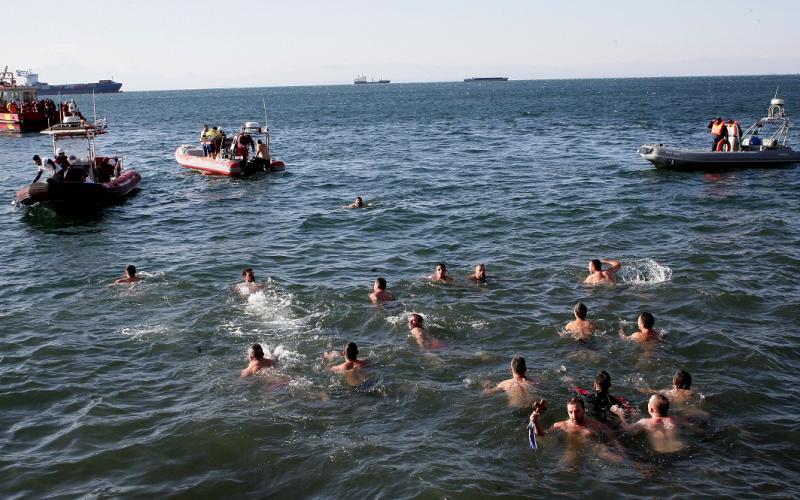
(726, 119), (741, 151)
(707, 117), (727, 151)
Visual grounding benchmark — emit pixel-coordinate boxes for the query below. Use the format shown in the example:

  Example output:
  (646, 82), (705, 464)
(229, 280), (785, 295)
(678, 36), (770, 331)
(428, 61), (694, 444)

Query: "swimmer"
(408, 313), (427, 347)
(483, 355), (536, 407)
(324, 341), (368, 386)
(240, 344), (276, 377)
(113, 265), (142, 284)
(619, 311), (658, 342)
(344, 196), (366, 208)
(430, 262), (453, 282)
(611, 394), (686, 453)
(407, 313), (442, 348)
(369, 277), (396, 303)
(580, 370), (629, 426)
(563, 302), (598, 341)
(584, 258), (621, 284)
(324, 341), (369, 372)
(641, 369), (697, 405)
(469, 263), (487, 282)
(240, 268), (265, 291)
(529, 396), (623, 460)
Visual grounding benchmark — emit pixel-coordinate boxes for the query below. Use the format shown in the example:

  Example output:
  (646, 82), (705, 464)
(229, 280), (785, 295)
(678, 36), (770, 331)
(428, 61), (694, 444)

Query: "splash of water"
(618, 258), (672, 284)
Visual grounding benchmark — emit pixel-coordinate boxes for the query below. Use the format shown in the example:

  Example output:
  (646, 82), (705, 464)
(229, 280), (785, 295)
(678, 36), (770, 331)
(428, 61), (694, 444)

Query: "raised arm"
(602, 259), (621, 272)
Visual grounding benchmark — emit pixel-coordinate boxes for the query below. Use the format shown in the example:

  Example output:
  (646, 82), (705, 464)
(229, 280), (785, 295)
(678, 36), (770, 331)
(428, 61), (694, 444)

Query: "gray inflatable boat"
(639, 97), (800, 170)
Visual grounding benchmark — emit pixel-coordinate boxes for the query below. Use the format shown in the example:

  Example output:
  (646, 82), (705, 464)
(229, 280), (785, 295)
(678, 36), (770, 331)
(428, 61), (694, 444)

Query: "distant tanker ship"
(16, 70), (122, 95)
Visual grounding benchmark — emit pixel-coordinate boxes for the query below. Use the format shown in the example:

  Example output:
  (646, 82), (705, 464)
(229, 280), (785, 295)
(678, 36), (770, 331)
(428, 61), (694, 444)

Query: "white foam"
(618, 258), (672, 285)
(120, 324), (170, 340)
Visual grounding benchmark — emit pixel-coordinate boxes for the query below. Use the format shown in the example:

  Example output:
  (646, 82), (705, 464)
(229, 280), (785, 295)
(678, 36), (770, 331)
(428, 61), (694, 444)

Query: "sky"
(6, 0), (800, 91)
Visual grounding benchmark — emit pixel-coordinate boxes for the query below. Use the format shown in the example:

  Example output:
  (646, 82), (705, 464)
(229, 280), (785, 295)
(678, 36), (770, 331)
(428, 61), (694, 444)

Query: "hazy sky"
(6, 0), (799, 90)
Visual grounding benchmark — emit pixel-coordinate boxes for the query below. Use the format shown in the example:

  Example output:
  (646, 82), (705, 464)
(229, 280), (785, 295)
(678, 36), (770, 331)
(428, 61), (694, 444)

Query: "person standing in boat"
(707, 117), (727, 151)
(200, 124), (210, 157)
(256, 139), (269, 162)
(236, 130), (255, 162)
(726, 119), (742, 151)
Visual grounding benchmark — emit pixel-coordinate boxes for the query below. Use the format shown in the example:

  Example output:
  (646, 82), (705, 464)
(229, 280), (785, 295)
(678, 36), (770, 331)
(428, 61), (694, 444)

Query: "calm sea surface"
(1, 76), (799, 498)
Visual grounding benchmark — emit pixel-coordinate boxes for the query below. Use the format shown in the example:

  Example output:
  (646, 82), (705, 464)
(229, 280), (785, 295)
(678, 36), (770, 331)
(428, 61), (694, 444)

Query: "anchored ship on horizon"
(16, 70), (122, 95)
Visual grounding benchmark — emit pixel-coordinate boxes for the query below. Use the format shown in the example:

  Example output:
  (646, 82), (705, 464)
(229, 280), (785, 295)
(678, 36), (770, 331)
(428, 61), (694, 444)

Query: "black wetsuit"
(585, 392), (624, 426)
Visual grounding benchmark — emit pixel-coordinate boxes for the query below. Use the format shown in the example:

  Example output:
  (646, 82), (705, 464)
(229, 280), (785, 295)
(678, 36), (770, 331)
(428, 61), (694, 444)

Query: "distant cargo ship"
(463, 77), (509, 82)
(354, 75), (390, 84)
(16, 70), (122, 95)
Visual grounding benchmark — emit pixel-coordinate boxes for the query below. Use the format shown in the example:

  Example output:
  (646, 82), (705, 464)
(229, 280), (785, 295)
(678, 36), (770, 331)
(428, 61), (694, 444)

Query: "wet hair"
(436, 262), (447, 271)
(32, 154), (41, 162)
(639, 312), (655, 329)
(511, 355), (527, 375)
(242, 268), (254, 277)
(594, 370), (611, 393)
(673, 369), (692, 390)
(567, 396), (585, 409)
(375, 277), (387, 290)
(590, 259), (602, 272)
(409, 313), (423, 326)
(250, 344), (265, 359)
(573, 302), (588, 319)
(345, 342), (358, 360)
(650, 393), (669, 416)
(125, 265), (136, 276)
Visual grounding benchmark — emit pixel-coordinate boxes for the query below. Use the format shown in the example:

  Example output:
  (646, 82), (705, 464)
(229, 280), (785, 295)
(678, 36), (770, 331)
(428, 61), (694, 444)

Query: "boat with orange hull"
(175, 120), (285, 177)
(1, 66), (59, 133)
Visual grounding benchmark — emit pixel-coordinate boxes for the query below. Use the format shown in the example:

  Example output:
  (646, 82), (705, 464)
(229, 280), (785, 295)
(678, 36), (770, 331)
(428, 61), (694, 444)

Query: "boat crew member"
(256, 139), (269, 161)
(31, 154), (62, 183)
(206, 127), (219, 159)
(707, 117), (727, 151)
(236, 131), (255, 161)
(200, 125), (210, 157)
(726, 119), (741, 151)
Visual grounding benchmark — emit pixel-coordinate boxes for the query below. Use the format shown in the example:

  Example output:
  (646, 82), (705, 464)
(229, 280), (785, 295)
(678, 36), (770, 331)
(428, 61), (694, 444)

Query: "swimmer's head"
(408, 313), (424, 329)
(344, 342), (358, 361)
(375, 277), (387, 291)
(589, 259), (602, 273)
(249, 344), (264, 360)
(474, 263), (486, 280)
(567, 396), (586, 424)
(353, 196), (363, 207)
(242, 268), (255, 283)
(573, 302), (588, 320)
(435, 262), (447, 278)
(594, 370), (611, 394)
(511, 355), (527, 375)
(125, 265), (136, 277)
(638, 312), (655, 330)
(673, 369), (692, 390)
(649, 393), (669, 417)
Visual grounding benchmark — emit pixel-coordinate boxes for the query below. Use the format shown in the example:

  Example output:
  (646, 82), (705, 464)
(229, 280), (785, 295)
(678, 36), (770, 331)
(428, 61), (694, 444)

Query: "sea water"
(0, 75), (799, 497)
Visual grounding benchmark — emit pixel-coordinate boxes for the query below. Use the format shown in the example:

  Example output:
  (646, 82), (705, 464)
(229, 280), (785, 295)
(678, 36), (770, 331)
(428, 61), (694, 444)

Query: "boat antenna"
(93, 90), (97, 123)
(262, 98), (270, 158)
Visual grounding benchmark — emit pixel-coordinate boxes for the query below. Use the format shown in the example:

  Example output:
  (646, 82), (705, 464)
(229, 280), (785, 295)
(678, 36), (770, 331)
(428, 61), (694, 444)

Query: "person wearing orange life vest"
(726, 119), (741, 151)
(707, 117), (727, 151)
